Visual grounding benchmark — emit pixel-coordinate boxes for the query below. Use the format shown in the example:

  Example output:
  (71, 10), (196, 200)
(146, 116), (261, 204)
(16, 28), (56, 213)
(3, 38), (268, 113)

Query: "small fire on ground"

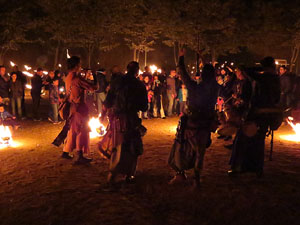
(0, 125), (19, 149)
(88, 114), (107, 139)
(280, 117), (300, 143)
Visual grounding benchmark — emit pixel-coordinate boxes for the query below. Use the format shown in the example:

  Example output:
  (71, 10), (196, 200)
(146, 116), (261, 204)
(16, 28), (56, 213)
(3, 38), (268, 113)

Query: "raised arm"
(178, 50), (195, 89)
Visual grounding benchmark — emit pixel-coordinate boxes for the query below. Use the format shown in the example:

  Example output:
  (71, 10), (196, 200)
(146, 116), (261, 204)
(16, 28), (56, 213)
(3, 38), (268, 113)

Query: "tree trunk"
(87, 44), (94, 68)
(133, 48), (137, 61)
(137, 50), (141, 62)
(173, 43), (178, 66)
(145, 50), (147, 68)
(290, 45), (299, 72)
(0, 48), (8, 65)
(211, 48), (217, 66)
(53, 41), (60, 69)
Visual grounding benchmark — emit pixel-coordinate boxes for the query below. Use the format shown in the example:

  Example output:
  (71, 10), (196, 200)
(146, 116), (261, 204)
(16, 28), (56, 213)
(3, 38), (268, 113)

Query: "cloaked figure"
(98, 61), (148, 188)
(168, 49), (218, 188)
(229, 57), (281, 177)
(61, 56), (98, 164)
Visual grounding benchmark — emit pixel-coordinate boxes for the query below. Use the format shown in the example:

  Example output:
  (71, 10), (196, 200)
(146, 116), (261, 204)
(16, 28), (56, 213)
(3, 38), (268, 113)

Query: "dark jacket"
(10, 80), (24, 98)
(178, 56), (218, 114)
(104, 73), (148, 115)
(96, 73), (108, 93)
(31, 74), (43, 96)
(0, 74), (10, 98)
(166, 76), (176, 95)
(49, 84), (59, 104)
(250, 71), (280, 109)
(279, 72), (294, 108)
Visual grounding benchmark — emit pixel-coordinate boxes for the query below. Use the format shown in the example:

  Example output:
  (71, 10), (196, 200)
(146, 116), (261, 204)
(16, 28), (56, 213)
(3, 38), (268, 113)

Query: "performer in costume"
(99, 61), (148, 188)
(168, 49), (218, 188)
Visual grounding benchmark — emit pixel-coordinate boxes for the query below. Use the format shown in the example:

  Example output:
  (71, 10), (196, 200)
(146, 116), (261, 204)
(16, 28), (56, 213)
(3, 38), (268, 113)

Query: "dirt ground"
(0, 102), (300, 225)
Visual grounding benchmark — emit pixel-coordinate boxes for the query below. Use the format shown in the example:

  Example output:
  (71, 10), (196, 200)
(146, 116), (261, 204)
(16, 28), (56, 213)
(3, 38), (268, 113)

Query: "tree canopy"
(0, 0), (299, 68)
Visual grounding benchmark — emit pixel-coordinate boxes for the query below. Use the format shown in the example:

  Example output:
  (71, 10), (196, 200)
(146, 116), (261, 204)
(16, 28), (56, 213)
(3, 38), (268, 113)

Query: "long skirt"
(168, 115), (211, 172)
(99, 116), (143, 176)
(64, 111), (90, 153)
(230, 125), (267, 173)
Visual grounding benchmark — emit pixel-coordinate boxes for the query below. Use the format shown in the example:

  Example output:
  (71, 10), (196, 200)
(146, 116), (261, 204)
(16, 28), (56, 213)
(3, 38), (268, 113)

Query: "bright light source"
(10, 61), (16, 67)
(89, 115), (107, 139)
(25, 84), (32, 89)
(24, 65), (32, 71)
(58, 64), (62, 68)
(67, 49), (71, 59)
(280, 117), (300, 142)
(23, 71), (33, 77)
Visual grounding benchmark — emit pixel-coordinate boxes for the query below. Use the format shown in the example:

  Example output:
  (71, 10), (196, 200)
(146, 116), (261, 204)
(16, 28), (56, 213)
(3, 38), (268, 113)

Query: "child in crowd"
(143, 75), (153, 119)
(0, 104), (20, 129)
(178, 83), (188, 116)
(48, 78), (61, 124)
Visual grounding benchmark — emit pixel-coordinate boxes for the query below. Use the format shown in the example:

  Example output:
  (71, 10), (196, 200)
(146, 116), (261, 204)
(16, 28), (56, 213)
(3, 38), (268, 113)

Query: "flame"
(43, 71), (48, 75)
(280, 117), (300, 142)
(24, 65), (32, 71)
(26, 84), (32, 89)
(88, 114), (106, 139)
(149, 65), (158, 74)
(23, 71), (33, 77)
(67, 49), (71, 59)
(58, 64), (62, 68)
(10, 61), (16, 67)
(0, 125), (13, 149)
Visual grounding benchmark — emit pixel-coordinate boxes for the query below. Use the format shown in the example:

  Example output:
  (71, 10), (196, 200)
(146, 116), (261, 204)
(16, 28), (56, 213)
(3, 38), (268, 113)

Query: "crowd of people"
(1, 51), (300, 190)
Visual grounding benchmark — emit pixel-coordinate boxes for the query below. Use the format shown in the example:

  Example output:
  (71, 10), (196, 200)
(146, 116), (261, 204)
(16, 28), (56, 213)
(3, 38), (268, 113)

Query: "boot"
(168, 171), (187, 185)
(75, 150), (92, 164)
(61, 152), (73, 160)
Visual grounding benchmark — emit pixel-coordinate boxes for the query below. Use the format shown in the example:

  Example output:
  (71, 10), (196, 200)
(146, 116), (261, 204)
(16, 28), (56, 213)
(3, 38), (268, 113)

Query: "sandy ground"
(0, 103), (300, 225)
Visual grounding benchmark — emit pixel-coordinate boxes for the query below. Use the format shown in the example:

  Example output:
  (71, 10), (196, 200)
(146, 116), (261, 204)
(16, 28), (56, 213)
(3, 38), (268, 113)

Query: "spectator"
(279, 65), (293, 109)
(166, 70), (177, 116)
(31, 68), (44, 121)
(0, 65), (10, 107)
(10, 73), (23, 119)
(0, 104), (19, 129)
(152, 74), (166, 119)
(48, 78), (60, 124)
(12, 65), (27, 118)
(178, 83), (188, 116)
(95, 68), (108, 115)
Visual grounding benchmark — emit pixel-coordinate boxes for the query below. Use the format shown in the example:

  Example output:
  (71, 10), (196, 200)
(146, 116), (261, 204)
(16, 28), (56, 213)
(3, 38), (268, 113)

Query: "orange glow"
(280, 117), (300, 142)
(89, 114), (107, 139)
(0, 125), (20, 149)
